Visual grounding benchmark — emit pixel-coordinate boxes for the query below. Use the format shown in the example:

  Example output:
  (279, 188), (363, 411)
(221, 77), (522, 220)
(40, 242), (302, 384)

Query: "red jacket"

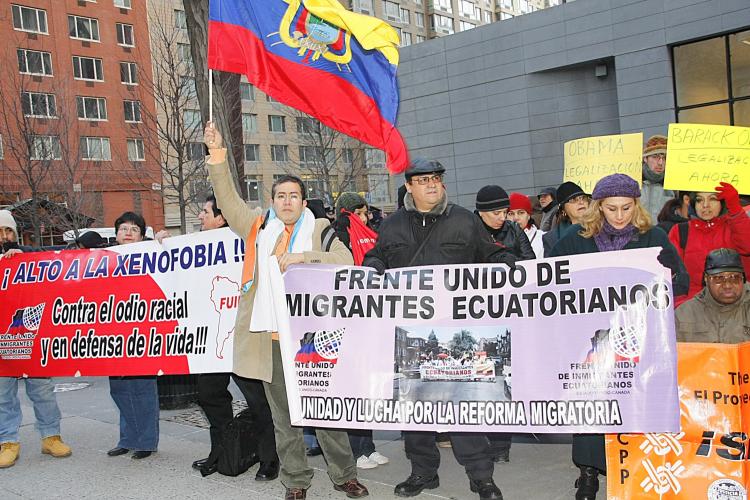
(668, 212), (750, 305)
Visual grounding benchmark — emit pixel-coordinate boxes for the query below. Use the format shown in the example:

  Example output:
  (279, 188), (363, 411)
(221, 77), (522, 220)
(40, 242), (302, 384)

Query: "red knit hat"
(509, 192), (532, 213)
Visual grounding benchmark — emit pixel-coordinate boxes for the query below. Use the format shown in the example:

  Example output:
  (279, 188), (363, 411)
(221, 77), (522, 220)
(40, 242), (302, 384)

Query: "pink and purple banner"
(280, 248), (680, 433)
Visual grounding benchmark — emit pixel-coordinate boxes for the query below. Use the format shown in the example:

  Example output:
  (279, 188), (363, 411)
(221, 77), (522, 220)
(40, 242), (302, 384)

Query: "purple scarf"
(594, 221), (637, 252)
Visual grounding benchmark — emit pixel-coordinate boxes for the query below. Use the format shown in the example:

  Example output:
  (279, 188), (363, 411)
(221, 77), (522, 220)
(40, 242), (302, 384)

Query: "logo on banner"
(0, 303), (45, 361)
(637, 432), (686, 495)
(708, 479), (746, 500)
(295, 328), (344, 365)
(278, 0), (353, 68)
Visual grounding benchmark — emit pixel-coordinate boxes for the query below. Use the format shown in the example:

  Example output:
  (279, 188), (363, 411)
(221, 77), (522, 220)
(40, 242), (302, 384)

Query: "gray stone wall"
(397, 0), (750, 206)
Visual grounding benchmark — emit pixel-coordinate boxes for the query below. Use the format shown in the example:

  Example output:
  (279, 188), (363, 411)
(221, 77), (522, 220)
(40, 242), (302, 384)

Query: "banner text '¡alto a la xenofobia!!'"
(0, 228), (244, 377)
(279, 248), (681, 434)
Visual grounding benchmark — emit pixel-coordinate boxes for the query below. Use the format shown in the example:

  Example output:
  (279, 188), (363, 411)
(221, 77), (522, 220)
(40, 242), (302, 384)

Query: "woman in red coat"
(668, 182), (750, 305)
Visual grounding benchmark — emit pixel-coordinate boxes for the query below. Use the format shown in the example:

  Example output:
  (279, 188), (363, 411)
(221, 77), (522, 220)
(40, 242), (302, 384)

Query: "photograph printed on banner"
(393, 325), (511, 402)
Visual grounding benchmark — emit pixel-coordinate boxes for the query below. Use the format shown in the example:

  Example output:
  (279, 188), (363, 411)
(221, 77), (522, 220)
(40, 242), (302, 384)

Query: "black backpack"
(201, 408), (259, 477)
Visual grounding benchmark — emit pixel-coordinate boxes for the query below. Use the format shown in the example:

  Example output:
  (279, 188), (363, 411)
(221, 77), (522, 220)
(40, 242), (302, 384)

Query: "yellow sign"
(563, 133), (643, 193)
(664, 123), (750, 194)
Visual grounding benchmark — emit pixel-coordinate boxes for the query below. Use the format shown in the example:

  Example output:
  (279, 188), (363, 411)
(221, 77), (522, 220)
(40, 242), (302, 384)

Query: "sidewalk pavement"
(3, 377), (607, 499)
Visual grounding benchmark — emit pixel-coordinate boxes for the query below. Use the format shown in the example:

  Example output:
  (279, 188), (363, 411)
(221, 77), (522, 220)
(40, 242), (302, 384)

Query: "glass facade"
(673, 31), (750, 125)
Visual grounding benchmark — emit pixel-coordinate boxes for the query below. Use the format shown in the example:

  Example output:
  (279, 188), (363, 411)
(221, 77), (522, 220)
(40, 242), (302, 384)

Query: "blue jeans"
(109, 377), (159, 451)
(0, 377), (61, 443)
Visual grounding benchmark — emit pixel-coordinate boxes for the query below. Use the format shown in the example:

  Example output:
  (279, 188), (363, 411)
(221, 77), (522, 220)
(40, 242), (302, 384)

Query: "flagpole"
(208, 69), (213, 124)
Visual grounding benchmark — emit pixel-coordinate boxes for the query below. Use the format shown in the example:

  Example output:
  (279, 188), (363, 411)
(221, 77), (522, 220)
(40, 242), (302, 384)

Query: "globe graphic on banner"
(609, 299), (647, 359)
(314, 328), (345, 360)
(22, 304), (45, 331)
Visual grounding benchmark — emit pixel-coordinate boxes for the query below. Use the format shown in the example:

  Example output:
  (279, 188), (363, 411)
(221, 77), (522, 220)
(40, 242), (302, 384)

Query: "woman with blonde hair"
(549, 173), (688, 500)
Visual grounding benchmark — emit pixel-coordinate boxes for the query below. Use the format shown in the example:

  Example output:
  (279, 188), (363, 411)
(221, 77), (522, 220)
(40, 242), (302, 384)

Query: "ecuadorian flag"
(208, 0), (409, 174)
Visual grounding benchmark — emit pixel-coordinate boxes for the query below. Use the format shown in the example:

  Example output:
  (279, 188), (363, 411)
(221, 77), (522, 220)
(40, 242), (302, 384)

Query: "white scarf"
(249, 208), (315, 332)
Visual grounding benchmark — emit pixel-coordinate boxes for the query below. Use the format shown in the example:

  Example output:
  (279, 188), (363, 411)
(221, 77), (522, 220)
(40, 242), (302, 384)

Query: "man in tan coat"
(676, 248), (750, 344)
(204, 123), (367, 500)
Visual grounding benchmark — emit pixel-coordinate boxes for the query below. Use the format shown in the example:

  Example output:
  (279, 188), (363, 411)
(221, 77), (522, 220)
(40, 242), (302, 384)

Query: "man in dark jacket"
(475, 185), (535, 262)
(363, 158), (508, 500)
(676, 248), (749, 343)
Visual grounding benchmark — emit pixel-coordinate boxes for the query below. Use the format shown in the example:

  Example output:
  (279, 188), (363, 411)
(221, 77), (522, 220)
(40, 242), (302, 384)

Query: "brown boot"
(0, 442), (20, 468)
(41, 436), (72, 458)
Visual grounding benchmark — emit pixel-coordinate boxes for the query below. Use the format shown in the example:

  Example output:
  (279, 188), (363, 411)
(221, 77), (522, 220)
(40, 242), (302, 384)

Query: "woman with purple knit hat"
(549, 173), (688, 500)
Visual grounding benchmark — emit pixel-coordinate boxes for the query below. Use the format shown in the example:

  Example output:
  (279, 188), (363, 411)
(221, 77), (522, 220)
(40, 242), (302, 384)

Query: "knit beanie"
(591, 174), (641, 200)
(509, 192), (532, 213)
(475, 185), (510, 212)
(0, 210), (18, 241)
(643, 135), (667, 157)
(555, 182), (586, 206)
(336, 192), (367, 213)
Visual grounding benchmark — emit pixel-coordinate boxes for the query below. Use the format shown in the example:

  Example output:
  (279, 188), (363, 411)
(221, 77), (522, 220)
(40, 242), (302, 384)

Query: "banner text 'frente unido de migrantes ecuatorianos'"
(279, 248), (680, 434)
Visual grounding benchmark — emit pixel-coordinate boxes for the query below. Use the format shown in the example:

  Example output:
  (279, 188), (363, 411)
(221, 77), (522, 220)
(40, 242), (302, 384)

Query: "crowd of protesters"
(0, 125), (748, 500)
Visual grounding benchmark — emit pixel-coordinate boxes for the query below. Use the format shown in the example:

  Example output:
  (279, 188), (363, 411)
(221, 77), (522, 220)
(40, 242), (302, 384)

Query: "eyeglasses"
(117, 225), (141, 234)
(706, 273), (744, 285)
(411, 174), (444, 185)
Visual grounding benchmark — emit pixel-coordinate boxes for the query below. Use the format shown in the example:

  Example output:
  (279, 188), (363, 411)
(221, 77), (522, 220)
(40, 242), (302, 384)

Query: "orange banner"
(606, 342), (750, 498)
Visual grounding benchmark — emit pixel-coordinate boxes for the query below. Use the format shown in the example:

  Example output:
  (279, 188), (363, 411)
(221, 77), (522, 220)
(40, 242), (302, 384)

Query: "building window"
(353, 0), (373, 14)
(12, 5), (48, 34)
(174, 10), (187, 29)
(483, 10), (492, 23)
(270, 144), (288, 162)
(383, 0), (400, 21)
(240, 82), (254, 101)
(80, 137), (111, 161)
(400, 7), (410, 24)
(242, 113), (257, 133)
(342, 148), (354, 165)
(180, 76), (196, 98)
(123, 100), (141, 122)
(187, 142), (204, 161)
(299, 146), (320, 164)
(76, 96), (107, 121)
(431, 14), (454, 34)
(268, 115), (286, 133)
(459, 21), (476, 31)
(415, 12), (424, 28)
(30, 135), (61, 160)
(68, 15), (99, 41)
(21, 92), (56, 118)
(246, 175), (262, 202)
(296, 116), (318, 134)
(460, 0), (475, 18)
(368, 173), (392, 204)
(73, 56), (104, 81)
(416, 35), (426, 43)
(114, 0), (131, 9)
(116, 23), (134, 46)
(401, 32), (412, 47)
(500, 11), (513, 20)
(120, 62), (138, 85)
(127, 138), (145, 161)
(177, 43), (192, 65)
(365, 148), (385, 169)
(17, 48), (52, 76)
(673, 31), (750, 126)
(244, 144), (259, 162)
(183, 109), (202, 129)
(432, 0), (452, 13)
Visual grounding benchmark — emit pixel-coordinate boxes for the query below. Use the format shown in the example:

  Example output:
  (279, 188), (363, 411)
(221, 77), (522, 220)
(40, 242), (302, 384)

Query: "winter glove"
(716, 182), (742, 215)
(496, 252), (518, 270)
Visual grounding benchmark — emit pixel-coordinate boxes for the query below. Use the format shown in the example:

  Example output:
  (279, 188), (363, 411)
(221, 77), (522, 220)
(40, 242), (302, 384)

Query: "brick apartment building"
(0, 0), (163, 245)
